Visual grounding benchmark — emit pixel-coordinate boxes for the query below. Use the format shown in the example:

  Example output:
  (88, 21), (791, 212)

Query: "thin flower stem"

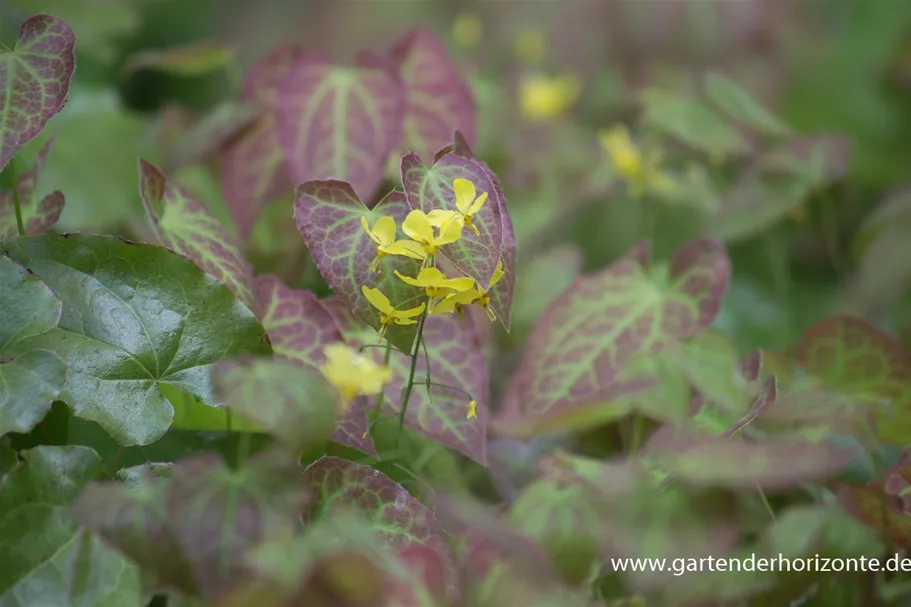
(371, 341), (393, 421)
(396, 302), (429, 449)
(359, 343), (408, 356)
(10, 162), (25, 236)
(424, 380), (474, 401)
(757, 486), (776, 521)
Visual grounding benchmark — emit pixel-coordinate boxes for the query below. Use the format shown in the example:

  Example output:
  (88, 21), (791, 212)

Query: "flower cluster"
(319, 342), (393, 411)
(360, 178), (504, 342)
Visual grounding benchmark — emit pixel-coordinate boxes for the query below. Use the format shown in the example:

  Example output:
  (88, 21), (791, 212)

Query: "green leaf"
(0, 255), (64, 435)
(124, 41), (234, 77)
(797, 315), (911, 445)
(500, 238), (730, 425)
(0, 15), (75, 173)
(703, 72), (792, 138)
(0, 445), (103, 598)
(0, 140), (65, 239)
(640, 89), (748, 157)
(509, 245), (582, 337)
(139, 159), (260, 316)
(1, 234), (272, 445)
(212, 357), (338, 455)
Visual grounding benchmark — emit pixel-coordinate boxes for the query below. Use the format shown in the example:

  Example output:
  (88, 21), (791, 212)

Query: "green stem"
(371, 341), (393, 421)
(10, 161), (25, 236)
(396, 303), (429, 449)
(757, 486), (776, 521)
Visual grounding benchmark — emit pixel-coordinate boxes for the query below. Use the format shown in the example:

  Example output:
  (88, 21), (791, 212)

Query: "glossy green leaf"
(213, 357), (337, 454)
(1, 234), (271, 445)
(703, 72), (792, 137)
(0, 15), (75, 173)
(0, 255), (64, 435)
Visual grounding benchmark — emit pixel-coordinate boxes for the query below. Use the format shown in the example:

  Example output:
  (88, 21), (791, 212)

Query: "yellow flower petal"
(319, 342), (393, 403)
(402, 210), (435, 245)
(466, 399), (478, 419)
(427, 209), (462, 228)
(361, 216), (382, 247)
(391, 301), (426, 321)
(371, 216), (396, 247)
(380, 240), (427, 260)
(466, 191), (488, 216)
(361, 286), (395, 315)
(436, 217), (464, 246)
(488, 260), (505, 289)
(453, 178), (477, 214)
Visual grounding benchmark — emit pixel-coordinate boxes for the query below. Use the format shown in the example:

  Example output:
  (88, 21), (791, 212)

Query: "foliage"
(4, 2), (911, 605)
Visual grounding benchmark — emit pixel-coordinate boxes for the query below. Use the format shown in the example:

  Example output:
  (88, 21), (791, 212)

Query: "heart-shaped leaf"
(0, 139), (65, 238)
(323, 299), (490, 465)
(646, 427), (853, 490)
(294, 180), (423, 353)
(0, 15), (76, 173)
(302, 456), (454, 562)
(213, 357), (338, 454)
(0, 255), (64, 435)
(391, 29), (477, 164)
(255, 276), (373, 455)
(500, 238), (730, 421)
(220, 44), (302, 238)
(797, 315), (911, 445)
(276, 51), (406, 201)
(401, 151), (503, 294)
(1, 234), (272, 445)
(139, 159), (259, 317)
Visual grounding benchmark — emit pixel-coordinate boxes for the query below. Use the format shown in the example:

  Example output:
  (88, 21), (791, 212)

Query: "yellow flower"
(394, 267), (475, 311)
(514, 27), (545, 64)
(319, 342), (393, 411)
(519, 73), (580, 122)
(433, 260), (505, 321)
(467, 400), (478, 419)
(402, 209), (464, 257)
(361, 216), (427, 272)
(453, 13), (481, 48)
(452, 178), (488, 236)
(361, 286), (425, 342)
(598, 124), (676, 198)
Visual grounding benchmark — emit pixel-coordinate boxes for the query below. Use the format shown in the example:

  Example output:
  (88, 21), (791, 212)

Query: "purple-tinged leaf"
(213, 357), (338, 454)
(139, 159), (259, 316)
(0, 138), (65, 237)
(839, 454), (911, 549)
(432, 130), (516, 330)
(302, 457), (455, 570)
(320, 301), (490, 465)
(220, 44), (302, 239)
(256, 275), (342, 368)
(797, 315), (911, 445)
(167, 450), (307, 601)
(391, 29), (477, 164)
(0, 15), (75, 173)
(71, 467), (197, 596)
(166, 101), (260, 172)
(254, 276), (374, 456)
(500, 238), (730, 422)
(294, 181), (423, 353)
(276, 51), (407, 201)
(401, 152), (503, 291)
(646, 426), (852, 490)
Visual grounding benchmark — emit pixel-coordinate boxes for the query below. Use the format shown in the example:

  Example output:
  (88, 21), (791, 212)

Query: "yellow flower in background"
(453, 13), (482, 48)
(467, 400), (478, 420)
(519, 72), (580, 121)
(394, 267), (475, 311)
(514, 27), (546, 64)
(598, 124), (676, 198)
(361, 216), (427, 272)
(402, 209), (464, 256)
(319, 342), (393, 410)
(361, 286), (425, 342)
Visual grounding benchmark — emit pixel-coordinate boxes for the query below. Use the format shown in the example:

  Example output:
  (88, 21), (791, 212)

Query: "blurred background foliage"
(4, 0), (911, 358)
